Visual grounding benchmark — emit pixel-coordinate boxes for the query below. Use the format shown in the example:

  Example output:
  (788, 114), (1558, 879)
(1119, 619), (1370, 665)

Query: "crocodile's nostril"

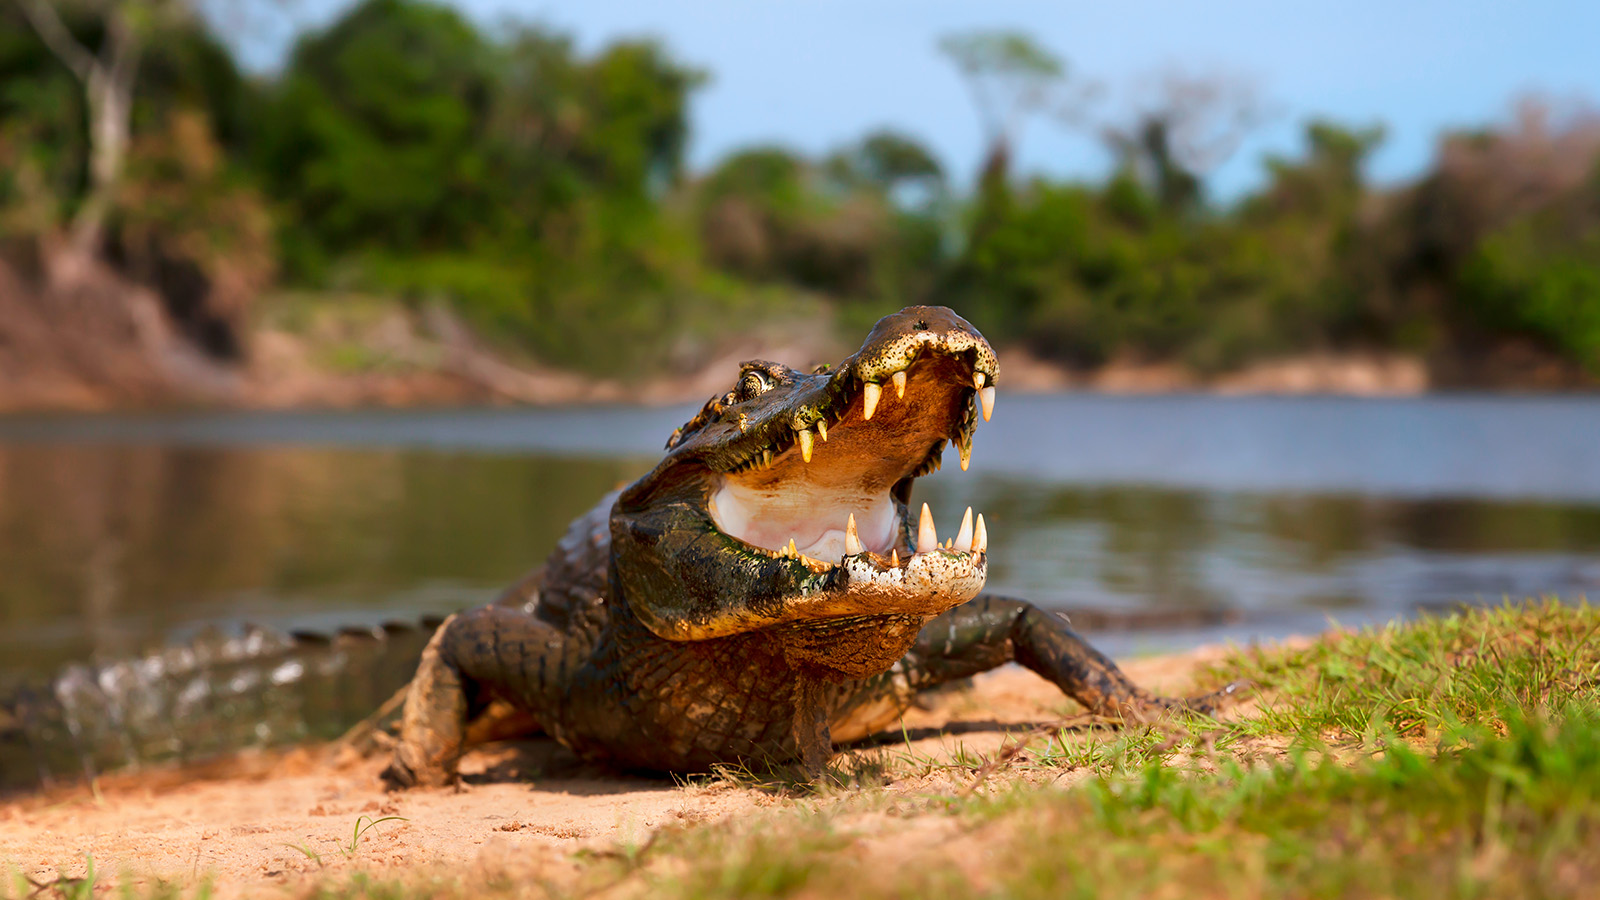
(913, 320), (928, 331)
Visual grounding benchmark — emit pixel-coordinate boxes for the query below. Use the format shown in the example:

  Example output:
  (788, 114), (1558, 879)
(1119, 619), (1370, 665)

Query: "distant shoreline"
(2, 273), (1592, 414)
(8, 343), (1597, 415)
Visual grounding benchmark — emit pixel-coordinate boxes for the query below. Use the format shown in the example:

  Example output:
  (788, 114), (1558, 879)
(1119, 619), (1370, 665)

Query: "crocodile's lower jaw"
(838, 547), (987, 613)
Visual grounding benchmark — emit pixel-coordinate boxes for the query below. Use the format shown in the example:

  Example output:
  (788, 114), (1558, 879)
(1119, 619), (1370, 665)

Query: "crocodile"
(382, 305), (1234, 787)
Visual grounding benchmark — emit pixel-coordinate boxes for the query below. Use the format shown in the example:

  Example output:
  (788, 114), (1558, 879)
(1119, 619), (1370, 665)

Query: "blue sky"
(248, 0), (1600, 199)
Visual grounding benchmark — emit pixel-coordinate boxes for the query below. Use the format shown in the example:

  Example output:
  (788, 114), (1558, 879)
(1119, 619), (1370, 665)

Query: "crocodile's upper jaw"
(709, 349), (986, 564)
(645, 306), (999, 616)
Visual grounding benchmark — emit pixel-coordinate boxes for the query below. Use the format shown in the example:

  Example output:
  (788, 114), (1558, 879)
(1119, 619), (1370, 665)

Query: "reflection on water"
(0, 445), (649, 680)
(1, 396), (1598, 680)
(932, 478), (1600, 619)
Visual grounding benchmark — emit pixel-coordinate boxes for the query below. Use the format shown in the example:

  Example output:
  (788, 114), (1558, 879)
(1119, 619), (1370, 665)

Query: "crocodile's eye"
(736, 370), (772, 401)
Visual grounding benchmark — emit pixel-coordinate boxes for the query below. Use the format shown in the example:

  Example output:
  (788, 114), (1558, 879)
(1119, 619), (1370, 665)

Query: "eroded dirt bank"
(0, 645), (1235, 895)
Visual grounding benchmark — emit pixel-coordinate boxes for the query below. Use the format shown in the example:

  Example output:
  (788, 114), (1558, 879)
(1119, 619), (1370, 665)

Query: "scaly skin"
(0, 620), (441, 794)
(383, 307), (1234, 787)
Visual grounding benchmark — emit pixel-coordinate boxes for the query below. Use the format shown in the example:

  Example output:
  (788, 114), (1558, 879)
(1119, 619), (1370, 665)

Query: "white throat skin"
(709, 478), (900, 563)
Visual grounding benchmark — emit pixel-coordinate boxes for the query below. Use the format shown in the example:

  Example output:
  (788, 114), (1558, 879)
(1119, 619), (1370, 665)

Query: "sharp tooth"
(816, 419), (828, 442)
(891, 370), (907, 399)
(959, 441), (972, 472)
(845, 513), (863, 555)
(975, 513), (988, 553)
(798, 428), (814, 463)
(862, 382), (882, 420)
(763, 448), (774, 467)
(787, 538), (798, 558)
(974, 372), (987, 390)
(917, 503), (938, 553)
(955, 507), (973, 551)
(890, 549), (900, 568)
(979, 386), (995, 422)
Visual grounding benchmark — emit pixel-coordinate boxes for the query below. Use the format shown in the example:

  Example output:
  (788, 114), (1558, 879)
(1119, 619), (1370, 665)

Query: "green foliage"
(938, 31), (1064, 82)
(824, 129), (945, 193)
(256, 0), (498, 261)
(1462, 219), (1600, 371)
(0, 5), (257, 237)
(243, 0), (738, 373)
(944, 120), (1393, 371)
(3, 7), (1598, 381)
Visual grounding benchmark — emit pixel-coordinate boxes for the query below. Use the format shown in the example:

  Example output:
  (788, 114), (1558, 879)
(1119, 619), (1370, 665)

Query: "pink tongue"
(710, 482), (899, 558)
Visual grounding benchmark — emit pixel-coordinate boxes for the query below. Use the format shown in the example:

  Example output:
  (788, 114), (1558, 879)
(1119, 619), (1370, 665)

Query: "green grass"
(1226, 598), (1600, 744)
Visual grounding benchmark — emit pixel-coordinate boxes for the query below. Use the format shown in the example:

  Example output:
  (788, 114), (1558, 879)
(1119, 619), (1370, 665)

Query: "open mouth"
(706, 341), (998, 591)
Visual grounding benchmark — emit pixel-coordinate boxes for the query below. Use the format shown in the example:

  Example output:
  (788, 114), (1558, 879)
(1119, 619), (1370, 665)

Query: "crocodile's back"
(494, 489), (619, 646)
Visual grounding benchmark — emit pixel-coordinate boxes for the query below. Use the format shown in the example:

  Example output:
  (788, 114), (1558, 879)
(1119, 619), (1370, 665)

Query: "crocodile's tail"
(0, 618), (443, 796)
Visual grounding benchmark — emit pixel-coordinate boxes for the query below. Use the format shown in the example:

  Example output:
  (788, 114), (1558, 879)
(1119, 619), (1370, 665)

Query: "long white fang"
(798, 428), (814, 463)
(862, 382), (882, 420)
(891, 370), (907, 399)
(974, 372), (987, 390)
(975, 513), (988, 553)
(816, 419), (828, 442)
(890, 549), (899, 568)
(917, 503), (938, 553)
(959, 441), (972, 472)
(787, 538), (798, 558)
(955, 507), (973, 551)
(763, 448), (774, 467)
(845, 513), (863, 556)
(979, 386), (996, 422)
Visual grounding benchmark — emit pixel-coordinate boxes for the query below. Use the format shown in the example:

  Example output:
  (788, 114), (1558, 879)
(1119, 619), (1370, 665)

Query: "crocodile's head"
(612, 306), (999, 675)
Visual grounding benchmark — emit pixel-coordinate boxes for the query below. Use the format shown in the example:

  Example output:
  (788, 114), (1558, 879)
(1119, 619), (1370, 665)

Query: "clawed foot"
(379, 758), (419, 791)
(380, 752), (457, 791)
(1099, 680), (1251, 722)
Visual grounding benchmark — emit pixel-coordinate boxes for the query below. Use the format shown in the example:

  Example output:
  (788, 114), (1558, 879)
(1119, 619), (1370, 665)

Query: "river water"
(0, 393), (1597, 682)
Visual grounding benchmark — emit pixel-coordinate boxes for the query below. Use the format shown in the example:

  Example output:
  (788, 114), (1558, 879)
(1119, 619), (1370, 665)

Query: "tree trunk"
(70, 9), (139, 261)
(72, 54), (135, 258)
(13, 0), (141, 270)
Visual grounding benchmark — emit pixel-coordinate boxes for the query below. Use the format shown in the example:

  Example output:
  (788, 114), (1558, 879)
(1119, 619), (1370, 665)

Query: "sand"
(0, 646), (1234, 895)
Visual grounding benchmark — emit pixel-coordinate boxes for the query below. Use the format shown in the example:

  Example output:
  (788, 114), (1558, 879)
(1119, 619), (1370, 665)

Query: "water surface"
(1, 393), (1597, 679)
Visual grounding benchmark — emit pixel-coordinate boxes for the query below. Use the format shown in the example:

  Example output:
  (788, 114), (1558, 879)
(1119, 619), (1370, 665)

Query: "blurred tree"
(1347, 98), (1600, 374)
(1449, 103), (1600, 372)
(2, 4), (1594, 391)
(1102, 69), (1265, 213)
(8, 0), (193, 266)
(1251, 121), (1384, 219)
(0, 5), (254, 226)
(938, 30), (1086, 188)
(255, 0), (497, 268)
(698, 146), (806, 279)
(1, 0), (270, 365)
(824, 129), (944, 197)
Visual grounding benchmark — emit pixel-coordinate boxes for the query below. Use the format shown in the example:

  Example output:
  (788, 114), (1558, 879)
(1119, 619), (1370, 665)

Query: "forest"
(2, 0), (1599, 396)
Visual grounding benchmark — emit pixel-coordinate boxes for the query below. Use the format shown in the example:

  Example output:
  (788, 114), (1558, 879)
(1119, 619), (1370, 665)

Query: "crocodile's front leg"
(833, 595), (1234, 737)
(382, 606), (577, 788)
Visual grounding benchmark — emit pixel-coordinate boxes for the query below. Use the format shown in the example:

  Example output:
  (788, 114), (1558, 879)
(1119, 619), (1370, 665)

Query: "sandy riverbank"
(0, 644), (1240, 896)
